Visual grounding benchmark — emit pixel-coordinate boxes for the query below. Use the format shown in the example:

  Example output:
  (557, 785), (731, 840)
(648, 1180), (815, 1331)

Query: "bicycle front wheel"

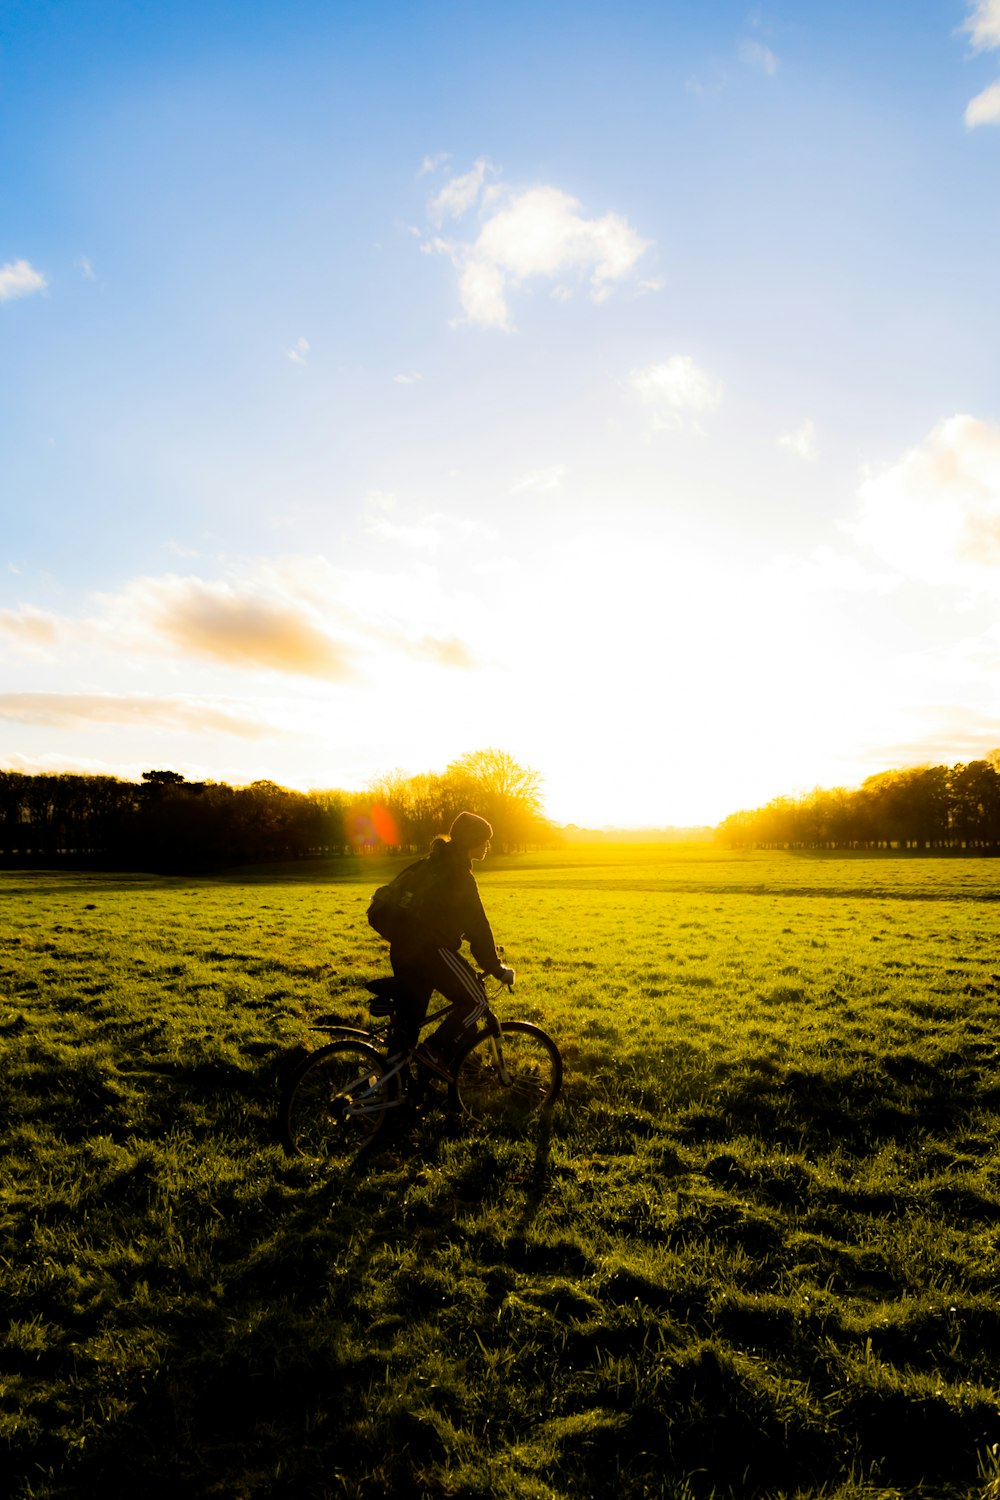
(280, 1039), (396, 1159)
(451, 1021), (562, 1125)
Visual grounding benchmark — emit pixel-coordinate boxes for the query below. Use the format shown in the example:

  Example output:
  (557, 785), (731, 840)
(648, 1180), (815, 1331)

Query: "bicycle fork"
(480, 1016), (514, 1088)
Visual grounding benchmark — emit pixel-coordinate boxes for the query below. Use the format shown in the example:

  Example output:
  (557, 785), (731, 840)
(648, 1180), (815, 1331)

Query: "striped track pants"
(389, 945), (489, 1055)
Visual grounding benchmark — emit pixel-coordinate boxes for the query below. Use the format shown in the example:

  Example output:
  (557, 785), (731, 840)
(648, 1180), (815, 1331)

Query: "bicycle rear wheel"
(451, 1021), (562, 1125)
(280, 1039), (396, 1159)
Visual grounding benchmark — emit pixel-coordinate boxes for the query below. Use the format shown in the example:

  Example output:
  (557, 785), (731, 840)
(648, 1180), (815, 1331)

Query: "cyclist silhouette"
(388, 811), (514, 1080)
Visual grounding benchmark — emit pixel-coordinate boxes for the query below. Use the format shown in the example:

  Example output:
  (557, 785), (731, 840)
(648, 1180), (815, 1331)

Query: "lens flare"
(371, 803), (401, 846)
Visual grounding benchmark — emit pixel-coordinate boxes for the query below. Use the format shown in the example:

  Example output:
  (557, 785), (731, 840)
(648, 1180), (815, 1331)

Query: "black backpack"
(367, 857), (439, 943)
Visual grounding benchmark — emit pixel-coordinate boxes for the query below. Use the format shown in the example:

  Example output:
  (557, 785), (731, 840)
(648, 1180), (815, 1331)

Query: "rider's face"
(469, 839), (490, 861)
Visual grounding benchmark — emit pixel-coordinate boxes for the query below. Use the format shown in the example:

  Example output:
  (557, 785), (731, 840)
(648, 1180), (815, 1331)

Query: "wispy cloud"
(966, 78), (1000, 126)
(0, 259), (47, 302)
(3, 550), (486, 690)
(423, 163), (651, 329)
(0, 691), (277, 738)
(778, 419), (818, 461)
(862, 705), (1000, 769)
(364, 494), (495, 560)
(286, 336), (310, 364)
(963, 1), (1000, 126)
(739, 39), (779, 75)
(510, 464), (567, 495)
(965, 0), (1000, 49)
(397, 634), (475, 669)
(393, 371), (422, 385)
(0, 604), (61, 648)
(430, 158), (494, 223)
(418, 151), (451, 177)
(849, 414), (1000, 585)
(629, 356), (723, 432)
(120, 575), (355, 679)
(686, 26), (779, 98)
(367, 512), (445, 553)
(264, 544), (478, 668)
(684, 63), (728, 100)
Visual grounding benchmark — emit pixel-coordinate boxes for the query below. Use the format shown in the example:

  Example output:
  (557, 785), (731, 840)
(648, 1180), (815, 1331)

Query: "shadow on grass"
(673, 1048), (998, 1154)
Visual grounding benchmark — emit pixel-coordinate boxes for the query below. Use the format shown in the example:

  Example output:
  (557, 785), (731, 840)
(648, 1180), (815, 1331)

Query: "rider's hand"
(497, 964), (515, 988)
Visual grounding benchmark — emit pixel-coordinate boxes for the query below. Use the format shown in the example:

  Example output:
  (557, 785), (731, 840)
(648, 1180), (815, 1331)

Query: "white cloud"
(739, 39), (778, 75)
(454, 254), (511, 329)
(424, 165), (651, 329)
(393, 371), (423, 385)
(286, 336), (310, 364)
(966, 78), (1000, 125)
(430, 158), (492, 222)
(964, 0), (1000, 50)
(365, 488), (399, 513)
(778, 419), (818, 461)
(364, 495), (496, 555)
(849, 414), (1000, 584)
(476, 186), (644, 283)
(510, 464), (567, 495)
(367, 512), (444, 553)
(418, 152), (451, 178)
(629, 356), (724, 431)
(0, 260), (47, 302)
(963, 2), (1000, 126)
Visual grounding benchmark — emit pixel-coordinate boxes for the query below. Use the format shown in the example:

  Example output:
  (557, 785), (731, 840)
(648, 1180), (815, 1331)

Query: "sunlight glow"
(3, 5), (999, 831)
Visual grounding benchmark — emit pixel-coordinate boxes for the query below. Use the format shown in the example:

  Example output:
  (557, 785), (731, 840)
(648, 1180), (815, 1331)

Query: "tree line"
(716, 758), (1000, 851)
(0, 749), (554, 870)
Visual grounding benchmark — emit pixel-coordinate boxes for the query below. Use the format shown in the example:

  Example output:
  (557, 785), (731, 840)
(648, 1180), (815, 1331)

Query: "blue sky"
(3, 0), (1000, 825)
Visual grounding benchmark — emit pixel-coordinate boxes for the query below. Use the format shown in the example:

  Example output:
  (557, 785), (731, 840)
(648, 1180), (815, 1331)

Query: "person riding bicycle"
(389, 811), (514, 1081)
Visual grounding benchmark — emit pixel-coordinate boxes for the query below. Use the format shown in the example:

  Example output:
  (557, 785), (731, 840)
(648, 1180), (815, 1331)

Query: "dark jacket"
(392, 840), (504, 975)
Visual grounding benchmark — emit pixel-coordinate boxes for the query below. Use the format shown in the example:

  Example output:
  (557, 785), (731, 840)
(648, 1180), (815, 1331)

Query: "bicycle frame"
(310, 971), (516, 1124)
(280, 966), (562, 1160)
(328, 999), (513, 1122)
(334, 1062), (404, 1122)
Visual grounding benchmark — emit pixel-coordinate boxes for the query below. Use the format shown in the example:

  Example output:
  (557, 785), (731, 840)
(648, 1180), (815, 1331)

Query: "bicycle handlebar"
(483, 965), (515, 991)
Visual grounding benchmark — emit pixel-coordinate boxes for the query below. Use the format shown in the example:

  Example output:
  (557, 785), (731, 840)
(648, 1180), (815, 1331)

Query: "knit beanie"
(449, 811), (493, 849)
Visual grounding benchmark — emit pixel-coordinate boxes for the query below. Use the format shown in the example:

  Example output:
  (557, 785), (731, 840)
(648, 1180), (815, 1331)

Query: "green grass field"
(3, 846), (1000, 1499)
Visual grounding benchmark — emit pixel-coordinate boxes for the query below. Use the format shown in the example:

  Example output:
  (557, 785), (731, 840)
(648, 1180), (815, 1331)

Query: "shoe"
(412, 1042), (453, 1082)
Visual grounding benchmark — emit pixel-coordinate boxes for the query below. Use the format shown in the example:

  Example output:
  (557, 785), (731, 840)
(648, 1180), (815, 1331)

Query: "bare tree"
(444, 748), (546, 852)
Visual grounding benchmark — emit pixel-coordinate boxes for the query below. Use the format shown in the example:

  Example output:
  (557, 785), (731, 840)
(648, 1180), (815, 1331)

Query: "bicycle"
(279, 970), (562, 1160)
